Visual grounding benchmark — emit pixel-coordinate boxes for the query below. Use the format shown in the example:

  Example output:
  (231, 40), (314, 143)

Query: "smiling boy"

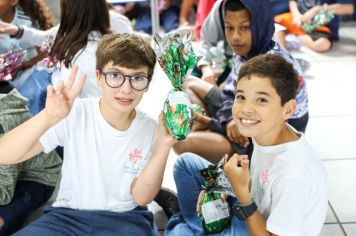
(174, 0), (308, 163)
(167, 54), (327, 236)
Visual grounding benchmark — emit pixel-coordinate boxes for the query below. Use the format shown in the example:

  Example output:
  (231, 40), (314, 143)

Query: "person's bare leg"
(183, 77), (215, 111)
(274, 30), (287, 49)
(298, 35), (331, 52)
(173, 131), (234, 164)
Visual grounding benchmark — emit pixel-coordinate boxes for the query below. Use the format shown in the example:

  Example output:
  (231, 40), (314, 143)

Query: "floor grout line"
(328, 202), (347, 235)
(322, 158), (356, 161)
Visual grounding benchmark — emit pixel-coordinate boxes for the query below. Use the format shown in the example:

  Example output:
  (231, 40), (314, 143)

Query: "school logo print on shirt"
(124, 148), (142, 175)
(258, 169), (269, 193)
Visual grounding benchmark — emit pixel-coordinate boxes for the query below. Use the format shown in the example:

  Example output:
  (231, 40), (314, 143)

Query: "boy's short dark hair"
(238, 54), (299, 105)
(224, 0), (246, 13)
(96, 33), (156, 79)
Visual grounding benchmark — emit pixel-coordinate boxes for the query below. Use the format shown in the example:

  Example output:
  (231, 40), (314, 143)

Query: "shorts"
(203, 86), (223, 117)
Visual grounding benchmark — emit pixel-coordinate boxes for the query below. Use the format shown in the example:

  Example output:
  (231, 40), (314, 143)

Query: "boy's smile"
(232, 75), (295, 146)
(224, 9), (252, 57)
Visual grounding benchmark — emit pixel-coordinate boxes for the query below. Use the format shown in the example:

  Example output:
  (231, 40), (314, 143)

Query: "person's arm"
(224, 154), (276, 236)
(0, 67), (86, 164)
(289, 0), (303, 27)
(325, 3), (354, 15)
(0, 22), (59, 47)
(302, 3), (354, 23)
(179, 0), (195, 25)
(130, 113), (176, 205)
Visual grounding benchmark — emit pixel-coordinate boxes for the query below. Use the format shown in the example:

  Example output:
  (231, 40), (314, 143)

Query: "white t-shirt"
(250, 130), (328, 236)
(20, 11), (133, 98)
(40, 98), (157, 212)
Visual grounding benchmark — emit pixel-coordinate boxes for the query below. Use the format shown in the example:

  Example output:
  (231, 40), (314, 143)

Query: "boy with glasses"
(0, 33), (176, 235)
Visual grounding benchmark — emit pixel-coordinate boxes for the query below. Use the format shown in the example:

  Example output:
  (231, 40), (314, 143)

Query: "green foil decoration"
(302, 8), (334, 33)
(198, 164), (231, 234)
(163, 89), (194, 140)
(154, 32), (199, 140)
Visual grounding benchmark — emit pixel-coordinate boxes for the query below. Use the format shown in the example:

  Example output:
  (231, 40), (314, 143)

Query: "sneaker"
(154, 187), (179, 218)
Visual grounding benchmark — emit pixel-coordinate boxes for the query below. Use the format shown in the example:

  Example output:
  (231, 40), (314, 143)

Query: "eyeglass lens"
(104, 72), (149, 91)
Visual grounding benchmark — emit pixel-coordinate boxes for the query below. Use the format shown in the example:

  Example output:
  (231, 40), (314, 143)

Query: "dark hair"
(49, 0), (111, 67)
(238, 54), (299, 105)
(224, 0), (246, 13)
(96, 33), (156, 79)
(0, 81), (15, 94)
(19, 0), (55, 30)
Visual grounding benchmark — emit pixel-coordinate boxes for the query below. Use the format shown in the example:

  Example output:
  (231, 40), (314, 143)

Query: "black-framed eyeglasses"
(102, 71), (150, 91)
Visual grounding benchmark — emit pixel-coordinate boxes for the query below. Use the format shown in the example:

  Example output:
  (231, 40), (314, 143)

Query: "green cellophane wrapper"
(198, 164), (231, 234)
(164, 89), (194, 140)
(154, 32), (199, 140)
(302, 8), (334, 32)
(154, 33), (198, 88)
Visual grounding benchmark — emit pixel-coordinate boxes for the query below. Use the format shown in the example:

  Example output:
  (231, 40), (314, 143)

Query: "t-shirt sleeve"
(39, 99), (79, 153)
(266, 177), (310, 236)
(39, 118), (69, 154)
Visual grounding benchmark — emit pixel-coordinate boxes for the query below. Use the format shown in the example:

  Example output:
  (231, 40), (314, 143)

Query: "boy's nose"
(232, 30), (242, 41)
(120, 78), (133, 93)
(241, 102), (255, 114)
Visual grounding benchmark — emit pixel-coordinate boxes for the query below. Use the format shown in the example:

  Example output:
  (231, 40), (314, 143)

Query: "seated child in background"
(0, 33), (176, 235)
(0, 80), (61, 236)
(115, 0), (180, 35)
(165, 54), (327, 236)
(0, 0), (55, 115)
(192, 0), (233, 86)
(0, 0), (133, 101)
(274, 0), (354, 52)
(175, 0), (308, 163)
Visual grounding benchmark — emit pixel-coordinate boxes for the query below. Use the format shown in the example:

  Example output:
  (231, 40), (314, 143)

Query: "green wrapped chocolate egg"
(164, 89), (194, 140)
(198, 164), (231, 234)
(199, 191), (231, 234)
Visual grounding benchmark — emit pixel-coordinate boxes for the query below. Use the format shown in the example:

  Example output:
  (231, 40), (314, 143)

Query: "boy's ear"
(282, 99), (297, 120)
(95, 70), (101, 84)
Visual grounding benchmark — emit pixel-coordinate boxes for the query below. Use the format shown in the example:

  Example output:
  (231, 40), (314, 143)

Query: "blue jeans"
(164, 153), (249, 236)
(131, 5), (179, 34)
(0, 181), (54, 236)
(17, 69), (52, 115)
(15, 206), (158, 236)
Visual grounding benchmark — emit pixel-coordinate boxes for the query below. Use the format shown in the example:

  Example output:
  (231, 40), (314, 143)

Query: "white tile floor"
(139, 21), (356, 235)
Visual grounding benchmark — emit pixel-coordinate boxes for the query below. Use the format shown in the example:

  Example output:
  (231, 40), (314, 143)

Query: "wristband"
(10, 24), (24, 39)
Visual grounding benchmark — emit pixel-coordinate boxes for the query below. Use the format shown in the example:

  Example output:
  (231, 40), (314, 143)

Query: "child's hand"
(44, 66), (86, 123)
(226, 120), (249, 147)
(292, 13), (303, 27)
(223, 154), (250, 195)
(0, 22), (21, 37)
(196, 190), (227, 215)
(196, 190), (204, 215)
(157, 112), (177, 146)
(192, 112), (210, 131)
(301, 6), (321, 24)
